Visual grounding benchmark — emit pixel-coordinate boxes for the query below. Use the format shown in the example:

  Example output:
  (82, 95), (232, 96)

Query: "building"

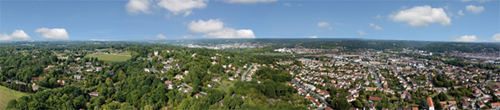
(427, 97), (434, 110)
(74, 74), (82, 79)
(89, 92), (99, 97)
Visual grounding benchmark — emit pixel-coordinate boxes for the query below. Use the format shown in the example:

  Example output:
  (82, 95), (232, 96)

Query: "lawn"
(87, 52), (132, 62)
(217, 80), (235, 92)
(0, 86), (28, 109)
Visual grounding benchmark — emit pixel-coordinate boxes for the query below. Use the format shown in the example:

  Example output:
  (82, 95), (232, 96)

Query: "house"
(96, 67), (102, 71)
(86, 68), (93, 72)
(462, 99), (469, 109)
(347, 97), (356, 102)
(89, 92), (99, 97)
(369, 96), (382, 102)
(207, 83), (214, 87)
(195, 94), (203, 99)
(144, 68), (150, 72)
(212, 77), (221, 82)
(74, 74), (82, 79)
(365, 87), (376, 91)
(492, 102), (500, 109)
(32, 84), (39, 91)
(175, 75), (184, 79)
(478, 101), (486, 108)
(427, 97), (434, 110)
(229, 77), (234, 81)
(165, 81), (174, 89)
(31, 77), (39, 82)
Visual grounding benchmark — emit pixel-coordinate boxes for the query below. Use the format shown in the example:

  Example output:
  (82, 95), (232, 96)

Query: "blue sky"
(0, 0), (498, 42)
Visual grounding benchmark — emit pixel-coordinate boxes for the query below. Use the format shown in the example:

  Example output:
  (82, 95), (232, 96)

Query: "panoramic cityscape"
(0, 0), (499, 110)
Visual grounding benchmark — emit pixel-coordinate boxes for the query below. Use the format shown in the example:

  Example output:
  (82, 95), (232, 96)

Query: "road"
(388, 65), (413, 89)
(370, 65), (382, 88)
(292, 79), (331, 108)
(241, 64), (254, 81)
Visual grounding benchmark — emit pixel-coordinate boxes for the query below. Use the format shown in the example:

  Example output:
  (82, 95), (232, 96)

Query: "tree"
(352, 100), (363, 108)
(6, 99), (17, 109)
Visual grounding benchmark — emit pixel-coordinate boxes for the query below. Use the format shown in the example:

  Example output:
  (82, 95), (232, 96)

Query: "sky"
(0, 0), (499, 42)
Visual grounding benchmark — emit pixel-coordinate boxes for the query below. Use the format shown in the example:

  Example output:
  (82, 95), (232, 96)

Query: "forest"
(0, 42), (307, 110)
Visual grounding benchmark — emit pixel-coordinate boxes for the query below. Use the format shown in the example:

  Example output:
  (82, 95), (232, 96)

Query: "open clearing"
(217, 80), (235, 92)
(87, 52), (132, 62)
(0, 86), (28, 109)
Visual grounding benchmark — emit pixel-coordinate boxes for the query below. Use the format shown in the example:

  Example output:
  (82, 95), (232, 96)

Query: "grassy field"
(87, 52), (132, 62)
(0, 86), (28, 109)
(217, 80), (235, 92)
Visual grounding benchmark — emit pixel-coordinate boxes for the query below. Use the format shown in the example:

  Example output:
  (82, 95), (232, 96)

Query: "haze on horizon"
(0, 0), (499, 42)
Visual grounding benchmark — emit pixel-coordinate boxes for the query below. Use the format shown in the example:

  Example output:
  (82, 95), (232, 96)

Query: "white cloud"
(375, 14), (382, 19)
(188, 19), (224, 33)
(461, 0), (471, 2)
(34, 28), (70, 40)
(298, 4), (302, 6)
(0, 33), (12, 41)
(223, 0), (277, 4)
(188, 19), (255, 38)
(449, 35), (485, 42)
(466, 5), (485, 14)
(157, 0), (207, 17)
(156, 34), (167, 39)
(458, 10), (464, 16)
(369, 23), (383, 30)
(388, 5), (451, 27)
(310, 36), (317, 38)
(317, 22), (333, 31)
(492, 33), (500, 41)
(126, 0), (152, 14)
(11, 30), (31, 40)
(283, 3), (291, 7)
(357, 30), (366, 36)
(317, 22), (329, 27)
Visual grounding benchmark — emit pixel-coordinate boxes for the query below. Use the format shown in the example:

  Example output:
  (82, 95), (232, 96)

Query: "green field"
(217, 80), (235, 92)
(87, 52), (132, 62)
(0, 86), (28, 109)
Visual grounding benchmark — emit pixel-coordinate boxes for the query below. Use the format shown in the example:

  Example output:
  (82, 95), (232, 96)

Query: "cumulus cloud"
(283, 3), (291, 7)
(375, 14), (382, 19)
(491, 33), (500, 41)
(369, 23), (383, 30)
(458, 10), (464, 16)
(223, 0), (277, 4)
(317, 22), (329, 27)
(388, 5), (451, 27)
(11, 30), (31, 40)
(157, 0), (207, 17)
(357, 30), (366, 36)
(126, 0), (152, 14)
(188, 19), (224, 33)
(156, 34), (167, 39)
(188, 19), (255, 38)
(449, 35), (485, 42)
(466, 5), (485, 14)
(34, 28), (70, 40)
(0, 33), (12, 41)
(0, 30), (32, 40)
(310, 36), (317, 38)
